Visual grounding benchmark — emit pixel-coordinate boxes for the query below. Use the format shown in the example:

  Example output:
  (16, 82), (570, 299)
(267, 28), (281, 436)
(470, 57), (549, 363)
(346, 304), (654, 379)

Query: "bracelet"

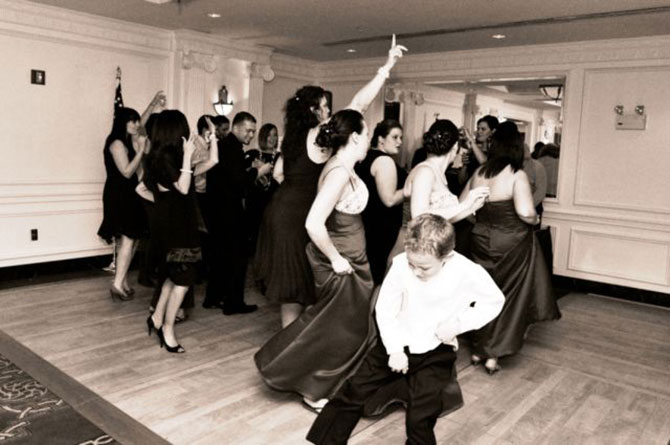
(180, 168), (193, 174)
(377, 66), (390, 79)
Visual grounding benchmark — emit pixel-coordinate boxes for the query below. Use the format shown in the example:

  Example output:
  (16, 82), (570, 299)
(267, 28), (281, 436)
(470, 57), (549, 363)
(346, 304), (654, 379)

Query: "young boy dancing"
(307, 214), (504, 445)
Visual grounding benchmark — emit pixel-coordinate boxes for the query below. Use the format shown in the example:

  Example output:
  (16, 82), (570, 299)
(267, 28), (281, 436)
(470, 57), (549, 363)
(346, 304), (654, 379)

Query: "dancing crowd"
(97, 37), (560, 444)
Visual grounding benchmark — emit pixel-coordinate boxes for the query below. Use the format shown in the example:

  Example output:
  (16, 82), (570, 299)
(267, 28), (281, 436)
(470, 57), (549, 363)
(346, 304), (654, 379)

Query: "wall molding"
(566, 227), (670, 286)
(269, 53), (319, 83)
(174, 29), (273, 65)
(314, 35), (670, 83)
(0, 0), (172, 56)
(543, 207), (670, 232)
(0, 245), (111, 267)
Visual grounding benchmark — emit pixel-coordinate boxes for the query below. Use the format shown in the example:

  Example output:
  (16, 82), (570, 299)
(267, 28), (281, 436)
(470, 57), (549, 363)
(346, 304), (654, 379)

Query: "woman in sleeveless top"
(255, 38), (407, 328)
(97, 107), (149, 300)
(355, 119), (407, 285)
(255, 110), (377, 411)
(387, 120), (490, 267)
(462, 124), (560, 374)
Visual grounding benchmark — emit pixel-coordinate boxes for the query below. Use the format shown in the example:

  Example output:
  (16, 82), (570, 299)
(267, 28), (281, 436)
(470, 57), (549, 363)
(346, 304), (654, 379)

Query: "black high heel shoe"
(157, 327), (185, 354)
(146, 316), (158, 336)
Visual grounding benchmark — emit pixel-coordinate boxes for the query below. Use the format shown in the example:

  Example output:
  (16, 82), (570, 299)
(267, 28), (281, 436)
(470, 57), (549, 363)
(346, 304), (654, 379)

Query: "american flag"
(114, 66), (124, 116)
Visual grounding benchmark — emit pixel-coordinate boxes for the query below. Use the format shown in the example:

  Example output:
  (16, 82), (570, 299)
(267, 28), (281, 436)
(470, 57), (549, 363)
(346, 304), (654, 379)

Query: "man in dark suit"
(204, 112), (272, 314)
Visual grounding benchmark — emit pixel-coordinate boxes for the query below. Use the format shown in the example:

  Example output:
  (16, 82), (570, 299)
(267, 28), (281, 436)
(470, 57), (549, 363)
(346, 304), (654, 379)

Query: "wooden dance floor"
(0, 273), (668, 444)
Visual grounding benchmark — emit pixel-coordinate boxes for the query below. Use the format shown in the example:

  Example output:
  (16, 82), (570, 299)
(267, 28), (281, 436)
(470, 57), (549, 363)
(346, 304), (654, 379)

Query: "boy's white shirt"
(376, 252), (505, 355)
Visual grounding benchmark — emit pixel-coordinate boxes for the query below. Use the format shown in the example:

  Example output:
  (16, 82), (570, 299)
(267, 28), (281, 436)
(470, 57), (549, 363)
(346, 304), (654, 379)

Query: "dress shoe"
(223, 303), (258, 315)
(110, 285), (133, 301)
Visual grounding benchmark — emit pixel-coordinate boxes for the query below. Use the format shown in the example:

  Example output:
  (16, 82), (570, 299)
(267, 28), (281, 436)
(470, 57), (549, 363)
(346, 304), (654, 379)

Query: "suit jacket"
(206, 133), (257, 228)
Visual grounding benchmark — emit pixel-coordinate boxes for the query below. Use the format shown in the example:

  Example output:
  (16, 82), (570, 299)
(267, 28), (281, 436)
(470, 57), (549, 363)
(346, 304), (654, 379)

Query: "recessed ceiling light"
(207, 12), (221, 18)
(491, 34), (506, 40)
(346, 48), (357, 53)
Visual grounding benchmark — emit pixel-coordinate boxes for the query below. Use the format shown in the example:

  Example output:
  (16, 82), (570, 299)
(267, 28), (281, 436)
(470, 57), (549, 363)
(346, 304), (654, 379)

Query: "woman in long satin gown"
(255, 110), (377, 409)
(461, 124), (561, 374)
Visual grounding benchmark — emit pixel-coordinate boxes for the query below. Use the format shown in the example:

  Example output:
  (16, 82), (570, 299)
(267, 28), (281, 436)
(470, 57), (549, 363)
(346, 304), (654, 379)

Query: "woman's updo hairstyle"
(281, 85), (327, 162)
(370, 119), (402, 148)
(422, 119), (459, 156)
(315, 109), (364, 155)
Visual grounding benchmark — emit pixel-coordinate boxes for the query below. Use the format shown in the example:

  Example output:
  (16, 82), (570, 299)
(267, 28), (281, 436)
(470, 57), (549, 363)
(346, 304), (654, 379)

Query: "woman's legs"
(280, 303), (303, 328)
(113, 235), (136, 293)
(151, 279), (173, 328)
(163, 284), (189, 347)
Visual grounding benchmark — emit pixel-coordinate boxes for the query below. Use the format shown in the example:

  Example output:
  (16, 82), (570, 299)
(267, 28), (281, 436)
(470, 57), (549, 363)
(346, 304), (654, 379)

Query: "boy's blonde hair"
(404, 214), (455, 258)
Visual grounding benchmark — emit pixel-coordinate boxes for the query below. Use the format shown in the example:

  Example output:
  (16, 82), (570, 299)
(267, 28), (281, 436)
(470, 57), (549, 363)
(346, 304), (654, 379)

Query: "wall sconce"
(635, 105), (645, 115)
(539, 84), (563, 102)
(213, 85), (234, 116)
(614, 105), (624, 115)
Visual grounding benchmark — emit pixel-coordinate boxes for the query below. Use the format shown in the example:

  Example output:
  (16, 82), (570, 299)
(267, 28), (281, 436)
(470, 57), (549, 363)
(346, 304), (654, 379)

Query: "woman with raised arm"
(143, 110), (202, 353)
(355, 119), (406, 285)
(255, 109), (375, 412)
(98, 107), (149, 301)
(463, 124), (560, 374)
(255, 37), (407, 328)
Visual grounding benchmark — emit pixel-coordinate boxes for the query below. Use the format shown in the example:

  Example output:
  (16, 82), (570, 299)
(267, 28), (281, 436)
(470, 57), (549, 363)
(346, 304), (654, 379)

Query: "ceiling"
(27, 0), (670, 61)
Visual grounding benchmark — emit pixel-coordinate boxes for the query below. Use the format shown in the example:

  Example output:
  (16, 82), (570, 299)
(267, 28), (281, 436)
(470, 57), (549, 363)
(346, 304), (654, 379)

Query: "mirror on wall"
(391, 76), (564, 199)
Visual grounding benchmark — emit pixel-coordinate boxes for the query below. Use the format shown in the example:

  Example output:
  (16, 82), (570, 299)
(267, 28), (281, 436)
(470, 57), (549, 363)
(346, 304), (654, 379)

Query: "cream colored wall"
(0, 1), (171, 267)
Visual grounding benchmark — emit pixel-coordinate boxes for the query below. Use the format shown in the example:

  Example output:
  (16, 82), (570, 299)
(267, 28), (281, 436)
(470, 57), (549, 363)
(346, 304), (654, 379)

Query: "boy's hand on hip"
(436, 321), (459, 344)
(388, 352), (409, 374)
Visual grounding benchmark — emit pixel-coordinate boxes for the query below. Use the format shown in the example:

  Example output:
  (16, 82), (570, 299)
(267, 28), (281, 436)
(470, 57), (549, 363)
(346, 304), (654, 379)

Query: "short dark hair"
(371, 119), (402, 148)
(232, 111), (256, 126)
(477, 115), (499, 131)
(211, 115), (230, 127)
(404, 214), (455, 258)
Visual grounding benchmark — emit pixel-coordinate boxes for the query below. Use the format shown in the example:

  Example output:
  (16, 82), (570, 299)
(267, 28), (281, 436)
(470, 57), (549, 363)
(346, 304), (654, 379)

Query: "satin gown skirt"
(254, 211), (376, 401)
(470, 200), (561, 359)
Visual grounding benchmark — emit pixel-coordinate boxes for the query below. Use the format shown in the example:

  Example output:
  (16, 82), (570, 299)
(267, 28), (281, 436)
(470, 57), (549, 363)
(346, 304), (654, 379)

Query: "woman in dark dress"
(98, 107), (148, 300)
(255, 110), (376, 412)
(144, 110), (201, 353)
(255, 37), (406, 329)
(355, 119), (406, 285)
(244, 123), (279, 257)
(462, 125), (561, 374)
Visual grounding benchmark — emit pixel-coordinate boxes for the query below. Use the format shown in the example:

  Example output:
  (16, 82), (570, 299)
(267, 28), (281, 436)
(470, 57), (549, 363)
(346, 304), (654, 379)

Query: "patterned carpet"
(0, 353), (118, 444)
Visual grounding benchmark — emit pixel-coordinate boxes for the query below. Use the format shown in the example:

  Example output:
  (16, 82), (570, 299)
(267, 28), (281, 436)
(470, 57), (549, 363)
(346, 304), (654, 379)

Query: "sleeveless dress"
(355, 150), (407, 284)
(255, 142), (324, 305)
(469, 200), (561, 358)
(97, 139), (147, 242)
(254, 168), (376, 401)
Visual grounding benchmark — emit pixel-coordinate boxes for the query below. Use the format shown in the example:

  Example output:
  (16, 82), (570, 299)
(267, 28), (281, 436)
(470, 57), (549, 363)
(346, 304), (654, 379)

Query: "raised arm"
(371, 156), (403, 207)
(110, 137), (145, 179)
(513, 170), (539, 225)
(305, 167), (352, 274)
(345, 36), (407, 113)
(140, 91), (166, 129)
(193, 117), (219, 176)
(173, 135), (197, 195)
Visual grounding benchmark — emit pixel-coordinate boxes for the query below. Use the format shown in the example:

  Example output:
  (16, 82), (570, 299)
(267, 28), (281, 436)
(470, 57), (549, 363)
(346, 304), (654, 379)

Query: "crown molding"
(174, 29), (273, 65)
(0, 0), (172, 54)
(269, 53), (319, 83)
(316, 35), (670, 83)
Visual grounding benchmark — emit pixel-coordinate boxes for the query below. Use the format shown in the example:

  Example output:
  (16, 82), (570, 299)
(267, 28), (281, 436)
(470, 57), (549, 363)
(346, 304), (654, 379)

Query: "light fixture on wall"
(213, 85), (233, 116)
(539, 84), (563, 102)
